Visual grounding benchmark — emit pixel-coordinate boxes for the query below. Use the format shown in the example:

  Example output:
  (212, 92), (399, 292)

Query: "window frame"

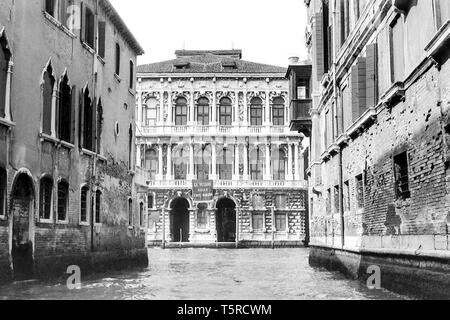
(251, 212), (265, 232)
(219, 97), (232, 126)
(393, 151), (411, 200)
(128, 198), (133, 227)
(39, 175), (54, 222)
(250, 98), (263, 126)
(115, 43), (121, 76)
(80, 185), (90, 225)
(275, 213), (287, 232)
(196, 97), (210, 126)
(355, 174), (364, 210)
(196, 203), (208, 229)
(57, 180), (69, 223)
(0, 168), (6, 218)
(94, 189), (102, 225)
(174, 97), (188, 126)
(83, 5), (95, 50)
(271, 97), (285, 126)
(250, 148), (264, 181)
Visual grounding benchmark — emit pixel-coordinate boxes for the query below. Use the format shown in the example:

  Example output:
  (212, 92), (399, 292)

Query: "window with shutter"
(98, 21), (106, 59)
(365, 43), (378, 108)
(314, 13), (325, 78)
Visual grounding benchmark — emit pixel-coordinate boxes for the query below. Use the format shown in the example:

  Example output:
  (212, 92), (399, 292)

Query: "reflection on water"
(0, 248), (407, 300)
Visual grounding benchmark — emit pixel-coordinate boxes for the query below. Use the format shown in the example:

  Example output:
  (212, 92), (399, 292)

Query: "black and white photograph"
(0, 0), (449, 306)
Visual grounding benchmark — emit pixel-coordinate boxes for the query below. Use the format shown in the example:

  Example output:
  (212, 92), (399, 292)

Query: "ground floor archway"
(216, 197), (236, 242)
(170, 197), (190, 242)
(11, 172), (34, 280)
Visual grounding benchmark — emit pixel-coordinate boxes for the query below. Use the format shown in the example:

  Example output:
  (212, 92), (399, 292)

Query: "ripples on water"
(0, 248), (407, 300)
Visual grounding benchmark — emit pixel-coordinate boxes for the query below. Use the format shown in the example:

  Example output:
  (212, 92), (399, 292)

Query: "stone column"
(243, 142), (249, 181)
(212, 90), (217, 125)
(167, 143), (173, 180)
(264, 143), (271, 180)
(137, 91), (143, 124)
(167, 91), (173, 125)
(188, 141), (195, 180)
(210, 143), (217, 180)
(159, 90), (164, 125)
(3, 61), (13, 122)
(157, 143), (164, 180)
(243, 87), (248, 125)
(233, 91), (239, 125)
(294, 142), (301, 180)
(287, 143), (294, 181)
(189, 90), (195, 125)
(233, 142), (240, 181)
(136, 143), (141, 168)
(265, 87), (271, 126)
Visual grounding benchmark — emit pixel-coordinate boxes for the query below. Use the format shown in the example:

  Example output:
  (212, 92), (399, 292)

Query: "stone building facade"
(135, 50), (309, 246)
(302, 0), (450, 298)
(0, 0), (147, 282)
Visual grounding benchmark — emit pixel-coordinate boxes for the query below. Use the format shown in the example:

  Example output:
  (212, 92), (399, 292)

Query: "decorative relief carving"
(193, 91), (213, 102)
(216, 91), (236, 104)
(269, 91), (288, 104)
(171, 91), (192, 105)
(142, 91), (161, 103)
(246, 91), (266, 105)
(238, 92), (245, 122)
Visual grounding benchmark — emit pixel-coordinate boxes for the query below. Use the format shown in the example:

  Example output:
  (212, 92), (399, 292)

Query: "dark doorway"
(11, 173), (34, 280)
(170, 197), (190, 242)
(216, 198), (236, 242)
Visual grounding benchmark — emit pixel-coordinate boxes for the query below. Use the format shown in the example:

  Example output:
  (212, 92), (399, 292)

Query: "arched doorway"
(216, 198), (236, 242)
(11, 172), (35, 280)
(170, 197), (190, 242)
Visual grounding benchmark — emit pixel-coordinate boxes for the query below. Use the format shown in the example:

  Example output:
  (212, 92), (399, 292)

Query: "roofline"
(285, 64), (312, 78)
(175, 49), (243, 59)
(136, 72), (288, 79)
(100, 0), (145, 55)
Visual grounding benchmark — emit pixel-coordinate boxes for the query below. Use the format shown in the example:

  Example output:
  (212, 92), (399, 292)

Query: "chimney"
(288, 56), (300, 65)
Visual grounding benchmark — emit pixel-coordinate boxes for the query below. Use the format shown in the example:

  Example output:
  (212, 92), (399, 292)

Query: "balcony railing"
(135, 169), (307, 190)
(137, 124), (299, 137)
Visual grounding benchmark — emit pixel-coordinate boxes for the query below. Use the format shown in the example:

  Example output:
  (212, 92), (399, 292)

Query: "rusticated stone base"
(309, 246), (450, 300)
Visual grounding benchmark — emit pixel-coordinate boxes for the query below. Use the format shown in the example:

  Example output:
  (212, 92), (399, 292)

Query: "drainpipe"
(332, 0), (345, 249)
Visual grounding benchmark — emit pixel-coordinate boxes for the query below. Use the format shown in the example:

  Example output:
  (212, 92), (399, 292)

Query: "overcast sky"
(109, 0), (308, 67)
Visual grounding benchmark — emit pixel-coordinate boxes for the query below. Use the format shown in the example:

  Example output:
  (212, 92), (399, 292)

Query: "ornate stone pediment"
(216, 91), (236, 104)
(193, 91), (213, 102)
(246, 91), (266, 105)
(269, 91), (288, 104)
(171, 91), (191, 105)
(142, 91), (161, 103)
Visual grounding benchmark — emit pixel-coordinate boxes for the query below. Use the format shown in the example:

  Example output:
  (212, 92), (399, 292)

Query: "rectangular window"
(252, 213), (264, 231)
(60, 0), (75, 30)
(0, 169), (5, 217)
(394, 152), (410, 200)
(390, 16), (405, 83)
(356, 174), (364, 209)
(148, 194), (154, 209)
(197, 105), (209, 125)
(57, 182), (69, 221)
(250, 107), (263, 126)
(128, 199), (133, 226)
(272, 107), (284, 126)
(334, 185), (340, 214)
(129, 61), (134, 89)
(39, 178), (53, 220)
(197, 204), (208, 229)
(45, 0), (56, 17)
(84, 7), (95, 49)
(95, 191), (101, 224)
(175, 106), (188, 125)
(139, 202), (144, 227)
(344, 180), (350, 212)
(275, 214), (287, 232)
(115, 43), (121, 76)
(219, 106), (232, 125)
(80, 186), (88, 223)
(297, 86), (307, 99)
(98, 21), (106, 59)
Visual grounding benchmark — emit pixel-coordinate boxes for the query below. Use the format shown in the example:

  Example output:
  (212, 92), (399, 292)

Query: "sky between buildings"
(109, 0), (308, 68)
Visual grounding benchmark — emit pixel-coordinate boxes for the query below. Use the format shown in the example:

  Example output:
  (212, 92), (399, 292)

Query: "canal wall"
(309, 246), (450, 300)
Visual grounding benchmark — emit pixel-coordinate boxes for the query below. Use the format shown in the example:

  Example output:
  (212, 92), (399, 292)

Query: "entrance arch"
(216, 197), (236, 242)
(10, 171), (35, 280)
(170, 197), (190, 242)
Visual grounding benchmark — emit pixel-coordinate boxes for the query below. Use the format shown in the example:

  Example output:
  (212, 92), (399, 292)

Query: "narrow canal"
(0, 248), (407, 300)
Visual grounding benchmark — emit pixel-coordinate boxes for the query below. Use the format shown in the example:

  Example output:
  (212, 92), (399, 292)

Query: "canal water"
(0, 248), (407, 300)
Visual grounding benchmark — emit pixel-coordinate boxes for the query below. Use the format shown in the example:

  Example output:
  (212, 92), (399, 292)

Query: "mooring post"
(236, 208), (240, 249)
(162, 206), (166, 250)
(271, 206), (275, 249)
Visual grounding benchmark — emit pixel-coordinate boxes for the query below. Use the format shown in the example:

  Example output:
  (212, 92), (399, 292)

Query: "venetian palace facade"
(135, 50), (309, 246)
(303, 0), (450, 298)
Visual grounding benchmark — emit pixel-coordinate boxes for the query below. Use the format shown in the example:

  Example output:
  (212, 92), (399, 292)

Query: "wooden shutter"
(98, 21), (106, 59)
(351, 65), (359, 122)
(357, 57), (366, 117)
(365, 43), (378, 108)
(80, 2), (85, 43)
(79, 88), (84, 148)
(314, 13), (325, 79)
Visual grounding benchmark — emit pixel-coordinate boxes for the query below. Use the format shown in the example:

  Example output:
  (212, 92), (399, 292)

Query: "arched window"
(272, 148), (286, 180)
(0, 168), (6, 217)
(96, 99), (103, 153)
(250, 148), (264, 180)
(173, 146), (188, 180)
(196, 97), (209, 125)
(218, 147), (233, 180)
(39, 176), (53, 220)
(128, 198), (133, 226)
(95, 190), (102, 224)
(57, 180), (69, 221)
(42, 62), (55, 135)
(139, 202), (144, 227)
(81, 86), (93, 151)
(272, 97), (285, 126)
(115, 43), (121, 75)
(174, 97), (188, 125)
(195, 144), (211, 180)
(144, 97), (158, 126)
(0, 28), (12, 120)
(250, 97), (263, 126)
(219, 97), (232, 125)
(128, 124), (133, 170)
(129, 60), (134, 89)
(145, 148), (158, 180)
(58, 73), (72, 142)
(80, 185), (89, 223)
